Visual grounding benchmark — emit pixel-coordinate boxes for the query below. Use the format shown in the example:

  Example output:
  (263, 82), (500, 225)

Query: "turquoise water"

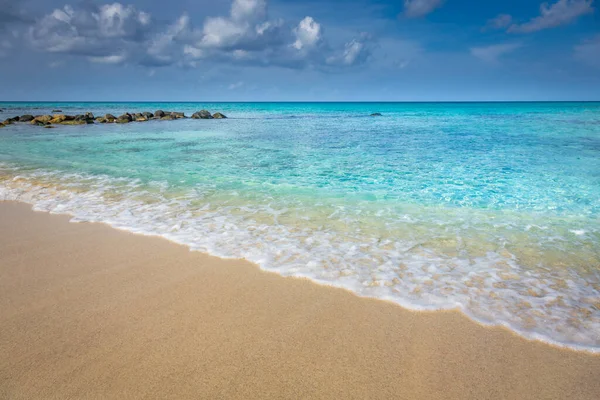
(1, 102), (599, 350)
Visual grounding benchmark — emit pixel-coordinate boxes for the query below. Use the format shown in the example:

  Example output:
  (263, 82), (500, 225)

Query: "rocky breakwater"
(1, 110), (227, 128)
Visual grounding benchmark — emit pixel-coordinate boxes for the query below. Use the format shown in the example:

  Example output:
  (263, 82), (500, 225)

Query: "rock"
(212, 112), (227, 119)
(74, 114), (94, 124)
(96, 118), (107, 123)
(160, 115), (175, 121)
(116, 117), (131, 124)
(32, 115), (53, 124)
(370, 113), (382, 117)
(154, 110), (165, 118)
(192, 110), (213, 119)
(58, 120), (86, 125)
(118, 113), (133, 122)
(51, 114), (74, 123)
(0, 123), (5, 128)
(171, 112), (185, 119)
(85, 112), (95, 120)
(20, 115), (35, 122)
(142, 112), (154, 119)
(44, 125), (55, 129)
(3, 119), (14, 125)
(136, 116), (149, 122)
(50, 115), (67, 124)
(105, 114), (117, 120)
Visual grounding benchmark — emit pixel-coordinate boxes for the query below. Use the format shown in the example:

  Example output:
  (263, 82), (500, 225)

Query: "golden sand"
(1, 201), (599, 399)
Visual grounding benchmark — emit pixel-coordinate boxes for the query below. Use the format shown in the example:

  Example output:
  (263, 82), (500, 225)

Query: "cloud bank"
(25, 0), (374, 70)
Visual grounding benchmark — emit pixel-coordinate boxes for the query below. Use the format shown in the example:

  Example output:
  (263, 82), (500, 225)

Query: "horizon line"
(1, 100), (600, 104)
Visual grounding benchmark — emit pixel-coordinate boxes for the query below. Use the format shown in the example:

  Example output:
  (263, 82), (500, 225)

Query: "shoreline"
(1, 200), (600, 399)
(2, 182), (598, 353)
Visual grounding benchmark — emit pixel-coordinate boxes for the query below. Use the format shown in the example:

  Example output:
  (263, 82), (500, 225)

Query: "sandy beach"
(0, 201), (599, 399)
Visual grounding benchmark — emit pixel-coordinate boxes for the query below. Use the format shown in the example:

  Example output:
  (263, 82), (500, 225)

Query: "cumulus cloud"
(183, 0), (371, 69)
(403, 0), (445, 18)
(24, 0), (374, 70)
(507, 0), (594, 33)
(574, 35), (600, 68)
(28, 3), (155, 62)
(470, 43), (522, 64)
(293, 17), (322, 51)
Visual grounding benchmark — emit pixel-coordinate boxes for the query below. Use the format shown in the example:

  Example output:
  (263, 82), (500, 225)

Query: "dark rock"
(212, 112), (227, 119)
(85, 112), (94, 120)
(370, 113), (383, 117)
(20, 115), (35, 122)
(142, 112), (154, 119)
(160, 115), (175, 121)
(192, 110), (213, 119)
(118, 113), (133, 122)
(171, 112), (185, 119)
(116, 117), (131, 124)
(44, 125), (55, 129)
(105, 114), (117, 121)
(154, 110), (165, 118)
(136, 116), (149, 122)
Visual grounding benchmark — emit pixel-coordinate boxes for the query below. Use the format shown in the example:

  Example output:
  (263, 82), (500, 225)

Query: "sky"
(0, 0), (599, 101)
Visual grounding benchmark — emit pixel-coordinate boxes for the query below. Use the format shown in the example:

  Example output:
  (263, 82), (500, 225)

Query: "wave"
(1, 162), (599, 353)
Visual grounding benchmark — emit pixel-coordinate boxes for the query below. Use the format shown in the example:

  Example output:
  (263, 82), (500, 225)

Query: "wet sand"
(1, 201), (599, 399)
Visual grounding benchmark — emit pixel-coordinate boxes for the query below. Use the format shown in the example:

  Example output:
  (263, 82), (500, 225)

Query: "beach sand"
(1, 201), (599, 399)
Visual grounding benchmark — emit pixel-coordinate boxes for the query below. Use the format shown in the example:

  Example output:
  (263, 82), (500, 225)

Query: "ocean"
(1, 102), (599, 351)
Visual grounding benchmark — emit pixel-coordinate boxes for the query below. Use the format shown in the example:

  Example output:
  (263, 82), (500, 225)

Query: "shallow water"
(1, 102), (599, 351)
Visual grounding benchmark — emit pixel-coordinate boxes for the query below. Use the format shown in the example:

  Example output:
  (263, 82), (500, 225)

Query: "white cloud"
(508, 0), (594, 33)
(88, 53), (128, 64)
(470, 43), (522, 64)
(403, 0), (444, 18)
(292, 17), (322, 51)
(575, 35), (600, 68)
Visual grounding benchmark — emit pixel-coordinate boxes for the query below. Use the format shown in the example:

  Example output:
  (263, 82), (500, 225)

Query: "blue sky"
(0, 0), (598, 101)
